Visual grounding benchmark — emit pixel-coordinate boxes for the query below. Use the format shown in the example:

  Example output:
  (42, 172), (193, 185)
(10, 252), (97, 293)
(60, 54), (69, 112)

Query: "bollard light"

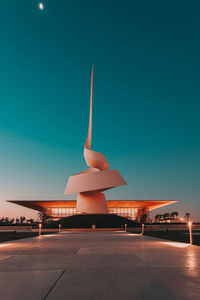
(141, 224), (145, 236)
(188, 221), (193, 245)
(59, 224), (61, 233)
(125, 224), (127, 232)
(38, 223), (42, 236)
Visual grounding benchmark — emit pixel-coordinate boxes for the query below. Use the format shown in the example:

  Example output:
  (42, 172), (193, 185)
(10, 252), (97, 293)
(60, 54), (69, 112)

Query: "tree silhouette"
(185, 212), (190, 222)
(155, 214), (163, 222)
(20, 216), (26, 224)
(171, 212), (178, 219)
(163, 213), (170, 221)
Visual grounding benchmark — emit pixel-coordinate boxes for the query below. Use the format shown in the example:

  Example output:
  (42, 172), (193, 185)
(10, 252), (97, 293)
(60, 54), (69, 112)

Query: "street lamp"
(38, 223), (42, 236)
(188, 221), (193, 245)
(125, 224), (127, 232)
(141, 224), (144, 236)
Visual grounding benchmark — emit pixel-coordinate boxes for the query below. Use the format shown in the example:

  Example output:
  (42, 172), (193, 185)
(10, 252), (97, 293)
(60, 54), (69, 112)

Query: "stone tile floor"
(0, 231), (200, 299)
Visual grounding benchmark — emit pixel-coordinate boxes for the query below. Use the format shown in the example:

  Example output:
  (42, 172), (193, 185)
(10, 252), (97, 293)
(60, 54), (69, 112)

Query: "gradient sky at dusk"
(0, 1), (200, 220)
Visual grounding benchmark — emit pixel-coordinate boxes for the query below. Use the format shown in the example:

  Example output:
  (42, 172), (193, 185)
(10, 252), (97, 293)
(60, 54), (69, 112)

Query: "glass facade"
(45, 207), (77, 218)
(108, 207), (138, 220)
(44, 207), (138, 220)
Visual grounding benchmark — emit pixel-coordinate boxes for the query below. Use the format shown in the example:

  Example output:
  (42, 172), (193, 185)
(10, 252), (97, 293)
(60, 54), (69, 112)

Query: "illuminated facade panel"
(45, 207), (77, 218)
(43, 206), (138, 220)
(108, 207), (138, 220)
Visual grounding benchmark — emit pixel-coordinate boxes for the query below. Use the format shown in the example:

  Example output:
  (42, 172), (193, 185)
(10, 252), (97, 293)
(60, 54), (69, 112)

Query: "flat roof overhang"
(7, 200), (178, 212)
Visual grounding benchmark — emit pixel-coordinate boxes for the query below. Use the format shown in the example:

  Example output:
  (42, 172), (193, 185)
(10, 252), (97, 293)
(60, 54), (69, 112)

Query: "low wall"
(1, 224), (199, 232)
(32, 229), (59, 232)
(0, 226), (32, 231)
(144, 224), (200, 230)
(0, 227), (126, 232)
(60, 228), (124, 231)
(33, 228), (125, 232)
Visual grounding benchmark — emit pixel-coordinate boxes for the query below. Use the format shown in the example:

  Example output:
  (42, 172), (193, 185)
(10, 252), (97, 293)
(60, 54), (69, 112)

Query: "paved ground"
(0, 231), (200, 300)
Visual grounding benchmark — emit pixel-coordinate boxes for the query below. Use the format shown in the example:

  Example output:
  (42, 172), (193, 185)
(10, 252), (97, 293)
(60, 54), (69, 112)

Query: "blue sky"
(0, 1), (199, 220)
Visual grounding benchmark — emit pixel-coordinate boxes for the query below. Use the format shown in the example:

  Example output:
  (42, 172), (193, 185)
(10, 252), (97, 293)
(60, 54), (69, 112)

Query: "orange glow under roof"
(7, 200), (177, 212)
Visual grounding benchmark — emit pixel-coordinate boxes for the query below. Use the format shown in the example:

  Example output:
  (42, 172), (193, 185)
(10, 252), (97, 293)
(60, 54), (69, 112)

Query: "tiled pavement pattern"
(0, 231), (200, 300)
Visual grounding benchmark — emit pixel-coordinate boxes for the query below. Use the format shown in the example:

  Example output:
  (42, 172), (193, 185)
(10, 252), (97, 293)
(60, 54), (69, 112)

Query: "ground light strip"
(160, 241), (190, 248)
(0, 244), (13, 248)
(42, 234), (58, 237)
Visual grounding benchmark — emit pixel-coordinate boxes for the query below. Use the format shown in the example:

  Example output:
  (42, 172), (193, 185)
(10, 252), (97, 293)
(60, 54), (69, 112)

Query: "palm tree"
(185, 212), (190, 222)
(20, 216), (26, 224)
(163, 213), (170, 221)
(9, 218), (14, 224)
(0, 217), (6, 224)
(171, 211), (178, 220)
(155, 214), (163, 222)
(27, 218), (34, 224)
(4, 217), (9, 224)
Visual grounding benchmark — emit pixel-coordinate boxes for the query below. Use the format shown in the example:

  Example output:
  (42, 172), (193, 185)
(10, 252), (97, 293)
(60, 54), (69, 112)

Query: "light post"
(125, 223), (127, 232)
(141, 223), (144, 236)
(38, 223), (42, 236)
(188, 221), (193, 245)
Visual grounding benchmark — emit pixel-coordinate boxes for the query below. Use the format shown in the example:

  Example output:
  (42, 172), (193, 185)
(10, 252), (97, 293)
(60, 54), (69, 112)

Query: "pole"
(141, 224), (144, 235)
(38, 223), (42, 236)
(59, 224), (61, 233)
(188, 221), (193, 245)
(125, 224), (127, 232)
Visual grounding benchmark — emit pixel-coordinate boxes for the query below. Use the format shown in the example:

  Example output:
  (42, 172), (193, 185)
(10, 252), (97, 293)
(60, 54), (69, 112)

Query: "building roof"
(7, 200), (177, 212)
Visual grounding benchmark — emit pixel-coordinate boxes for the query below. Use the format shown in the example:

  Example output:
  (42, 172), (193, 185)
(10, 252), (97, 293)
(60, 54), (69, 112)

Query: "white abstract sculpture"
(65, 66), (127, 214)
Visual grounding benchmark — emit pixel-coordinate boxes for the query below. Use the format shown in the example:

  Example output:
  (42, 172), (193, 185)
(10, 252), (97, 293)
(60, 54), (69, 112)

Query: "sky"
(0, 0), (200, 220)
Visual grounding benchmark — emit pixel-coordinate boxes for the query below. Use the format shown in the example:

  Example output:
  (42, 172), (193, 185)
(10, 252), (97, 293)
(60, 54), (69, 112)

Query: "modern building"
(8, 67), (178, 221)
(8, 200), (177, 222)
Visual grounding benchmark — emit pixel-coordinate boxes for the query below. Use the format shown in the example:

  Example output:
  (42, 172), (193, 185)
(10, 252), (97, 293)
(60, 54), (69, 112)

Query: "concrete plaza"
(0, 231), (200, 300)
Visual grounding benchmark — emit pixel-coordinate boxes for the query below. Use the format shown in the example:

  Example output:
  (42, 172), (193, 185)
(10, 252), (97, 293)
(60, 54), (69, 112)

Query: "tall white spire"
(84, 65), (94, 150)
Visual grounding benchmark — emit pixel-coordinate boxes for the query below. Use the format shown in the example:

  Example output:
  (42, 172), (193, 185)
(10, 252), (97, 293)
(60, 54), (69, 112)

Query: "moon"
(39, 3), (44, 10)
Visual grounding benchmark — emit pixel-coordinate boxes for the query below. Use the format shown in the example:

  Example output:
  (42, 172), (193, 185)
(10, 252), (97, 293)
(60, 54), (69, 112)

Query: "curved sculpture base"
(77, 191), (108, 214)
